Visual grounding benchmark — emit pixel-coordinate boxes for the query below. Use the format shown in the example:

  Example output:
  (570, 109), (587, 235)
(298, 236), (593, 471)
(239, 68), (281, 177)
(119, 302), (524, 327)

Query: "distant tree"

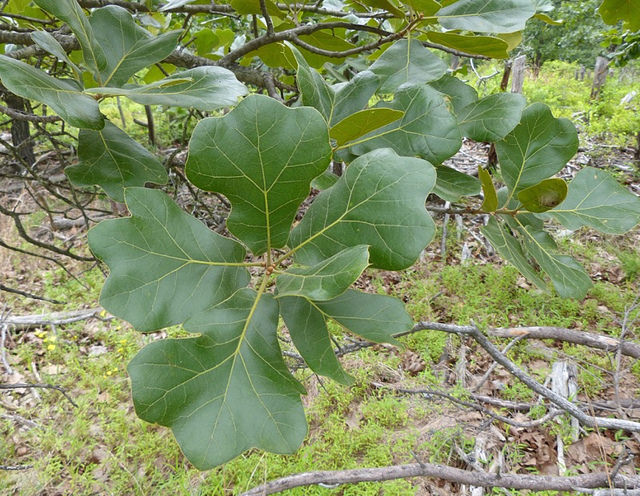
(522, 0), (607, 67)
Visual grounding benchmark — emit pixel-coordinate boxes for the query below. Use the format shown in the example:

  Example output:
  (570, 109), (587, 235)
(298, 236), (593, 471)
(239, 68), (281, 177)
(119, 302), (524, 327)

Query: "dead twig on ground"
(0, 383), (78, 407)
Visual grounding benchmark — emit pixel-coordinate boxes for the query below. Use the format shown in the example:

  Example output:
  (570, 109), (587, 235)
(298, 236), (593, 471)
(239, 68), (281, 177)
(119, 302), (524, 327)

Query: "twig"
(0, 464), (33, 471)
(0, 383), (78, 407)
(0, 284), (64, 304)
(472, 336), (524, 392)
(373, 382), (561, 429)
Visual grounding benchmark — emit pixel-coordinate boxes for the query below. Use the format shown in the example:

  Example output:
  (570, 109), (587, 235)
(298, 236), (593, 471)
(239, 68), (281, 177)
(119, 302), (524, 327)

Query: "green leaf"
(315, 289), (413, 343)
(429, 75), (478, 116)
(230, 0), (282, 16)
(277, 245), (369, 301)
(311, 169), (339, 190)
(496, 103), (577, 201)
(426, 32), (510, 58)
(288, 43), (335, 121)
(458, 93), (526, 142)
(401, 0), (441, 15)
(88, 6), (181, 87)
(517, 178), (567, 213)
(330, 109), (404, 146)
(598, 0), (640, 31)
(128, 289), (306, 469)
(186, 94), (331, 255)
(278, 296), (353, 384)
(369, 39), (448, 93)
(88, 188), (250, 331)
(30, 31), (82, 75)
(0, 56), (103, 129)
(66, 121), (167, 202)
(437, 0), (536, 33)
(478, 168), (498, 212)
(518, 224), (591, 298)
(289, 43), (379, 126)
(87, 67), (247, 111)
(289, 148), (436, 270)
(549, 167), (640, 234)
(534, 12), (562, 25)
(433, 166), (481, 202)
(34, 0), (106, 79)
(331, 71), (380, 125)
(350, 85), (461, 165)
(481, 217), (546, 290)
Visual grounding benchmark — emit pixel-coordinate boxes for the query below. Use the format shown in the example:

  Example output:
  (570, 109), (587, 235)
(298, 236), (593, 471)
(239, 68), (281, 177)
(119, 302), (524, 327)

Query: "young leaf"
(87, 67), (247, 110)
(437, 0), (536, 33)
(276, 245), (370, 301)
(517, 178), (567, 213)
(350, 85), (461, 165)
(66, 121), (168, 202)
(186, 94), (331, 255)
(315, 289), (413, 343)
(278, 296), (353, 385)
(549, 167), (640, 234)
(0, 56), (103, 129)
(34, 0), (106, 80)
(289, 148), (436, 270)
(457, 93), (527, 142)
(330, 109), (404, 146)
(478, 168), (498, 212)
(426, 32), (510, 59)
(496, 103), (577, 201)
(369, 39), (447, 93)
(481, 217), (546, 290)
(433, 166), (481, 202)
(89, 6), (181, 87)
(88, 188), (250, 331)
(128, 289), (307, 469)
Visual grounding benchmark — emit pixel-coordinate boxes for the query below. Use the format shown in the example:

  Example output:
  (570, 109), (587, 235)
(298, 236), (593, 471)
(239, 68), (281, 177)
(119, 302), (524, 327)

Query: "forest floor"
(1, 129), (639, 495)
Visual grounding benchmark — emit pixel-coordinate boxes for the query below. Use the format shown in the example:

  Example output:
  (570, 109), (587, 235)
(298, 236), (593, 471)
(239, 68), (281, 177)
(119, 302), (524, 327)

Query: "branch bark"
(242, 463), (640, 495)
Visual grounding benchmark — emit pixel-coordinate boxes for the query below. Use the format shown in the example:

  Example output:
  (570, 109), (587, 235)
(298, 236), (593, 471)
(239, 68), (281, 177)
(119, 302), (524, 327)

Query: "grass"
(475, 59), (640, 147)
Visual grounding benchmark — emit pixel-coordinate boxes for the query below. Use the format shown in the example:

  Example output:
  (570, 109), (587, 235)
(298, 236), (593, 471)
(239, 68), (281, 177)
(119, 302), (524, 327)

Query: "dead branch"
(372, 382), (562, 429)
(0, 383), (77, 407)
(3, 308), (105, 330)
(241, 463), (640, 495)
(490, 326), (640, 359)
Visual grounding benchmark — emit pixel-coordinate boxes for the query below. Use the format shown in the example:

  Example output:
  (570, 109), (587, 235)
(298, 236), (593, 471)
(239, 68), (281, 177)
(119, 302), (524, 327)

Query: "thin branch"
(242, 463), (640, 495)
(0, 104), (62, 123)
(0, 283), (64, 304)
(0, 383), (77, 407)
(372, 382), (562, 429)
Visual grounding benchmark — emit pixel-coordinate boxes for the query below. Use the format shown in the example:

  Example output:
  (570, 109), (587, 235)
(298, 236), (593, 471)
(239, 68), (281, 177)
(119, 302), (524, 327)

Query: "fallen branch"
(490, 326), (640, 359)
(0, 283), (64, 305)
(0, 383), (78, 407)
(3, 308), (105, 330)
(241, 463), (640, 495)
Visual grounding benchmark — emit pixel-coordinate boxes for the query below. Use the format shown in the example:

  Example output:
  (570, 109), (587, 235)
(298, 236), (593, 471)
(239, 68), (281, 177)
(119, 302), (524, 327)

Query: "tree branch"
(242, 463), (640, 495)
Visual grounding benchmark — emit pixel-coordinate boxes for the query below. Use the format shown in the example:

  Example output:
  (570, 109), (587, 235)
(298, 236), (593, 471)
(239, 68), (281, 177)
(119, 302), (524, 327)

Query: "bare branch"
(242, 463), (640, 495)
(0, 383), (78, 407)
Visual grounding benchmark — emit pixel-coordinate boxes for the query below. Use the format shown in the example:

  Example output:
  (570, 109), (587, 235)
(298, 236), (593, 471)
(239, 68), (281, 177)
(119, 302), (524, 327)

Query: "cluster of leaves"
(1, 0), (640, 470)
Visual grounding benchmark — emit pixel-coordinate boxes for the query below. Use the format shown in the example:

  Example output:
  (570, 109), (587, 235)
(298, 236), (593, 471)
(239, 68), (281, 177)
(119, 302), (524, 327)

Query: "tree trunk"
(3, 92), (35, 166)
(590, 56), (609, 99)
